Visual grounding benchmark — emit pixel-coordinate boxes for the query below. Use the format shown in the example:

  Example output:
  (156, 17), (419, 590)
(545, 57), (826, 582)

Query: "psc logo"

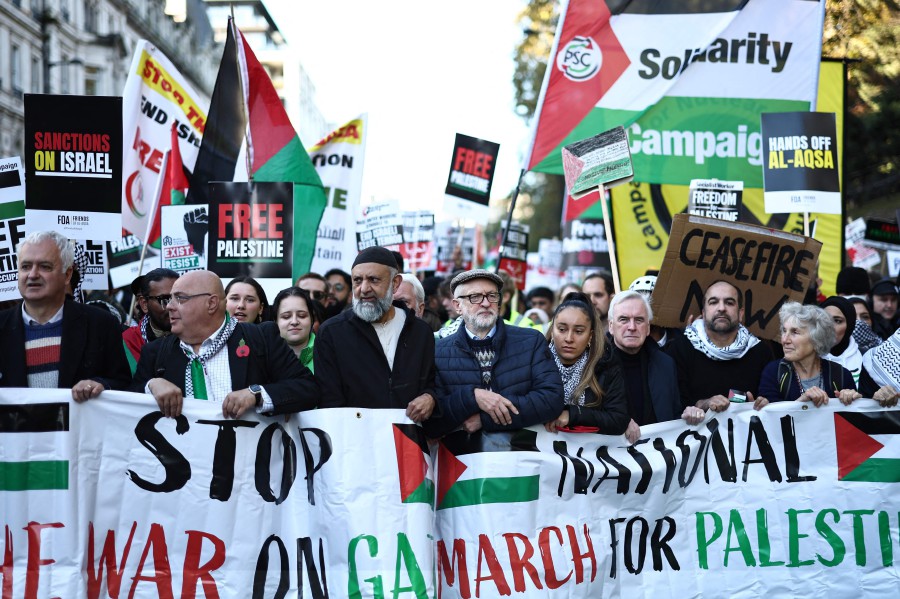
(557, 36), (602, 82)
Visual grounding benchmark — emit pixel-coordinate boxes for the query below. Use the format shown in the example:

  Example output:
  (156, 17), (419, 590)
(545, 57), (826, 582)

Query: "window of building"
(31, 55), (40, 93)
(84, 66), (100, 96)
(60, 55), (70, 94)
(11, 45), (22, 95)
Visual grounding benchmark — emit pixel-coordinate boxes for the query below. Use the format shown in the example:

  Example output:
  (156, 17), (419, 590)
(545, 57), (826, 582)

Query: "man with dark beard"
(669, 280), (773, 413)
(122, 269), (179, 373)
(314, 246), (436, 420)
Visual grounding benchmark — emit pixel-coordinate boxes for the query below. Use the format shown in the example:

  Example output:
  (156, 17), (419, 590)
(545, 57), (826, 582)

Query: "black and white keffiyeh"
(852, 319), (883, 354)
(550, 342), (588, 406)
(182, 316), (237, 399)
(684, 319), (760, 361)
(71, 242), (88, 302)
(862, 329), (900, 391)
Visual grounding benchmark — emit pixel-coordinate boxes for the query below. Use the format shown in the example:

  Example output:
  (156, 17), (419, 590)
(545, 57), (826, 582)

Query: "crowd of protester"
(3, 230), (899, 438)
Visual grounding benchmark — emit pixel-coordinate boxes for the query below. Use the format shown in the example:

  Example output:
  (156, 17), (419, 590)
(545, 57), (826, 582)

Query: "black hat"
(835, 267), (871, 296)
(871, 277), (899, 297)
(450, 269), (503, 293)
(352, 246), (399, 270)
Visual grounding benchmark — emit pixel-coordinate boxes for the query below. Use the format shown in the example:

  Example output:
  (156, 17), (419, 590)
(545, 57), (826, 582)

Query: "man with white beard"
(314, 246), (436, 420)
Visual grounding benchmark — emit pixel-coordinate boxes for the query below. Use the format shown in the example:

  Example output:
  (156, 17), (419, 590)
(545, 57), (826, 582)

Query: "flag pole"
(127, 150), (169, 322)
(599, 184), (622, 293)
(495, 168), (526, 274)
(228, 14), (253, 181)
(803, 211), (810, 237)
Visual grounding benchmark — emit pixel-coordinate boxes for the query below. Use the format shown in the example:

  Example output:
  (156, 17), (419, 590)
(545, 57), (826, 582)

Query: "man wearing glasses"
(132, 270), (317, 418)
(424, 269), (563, 438)
(315, 246), (436, 421)
(0, 231), (131, 397)
(122, 268), (179, 373)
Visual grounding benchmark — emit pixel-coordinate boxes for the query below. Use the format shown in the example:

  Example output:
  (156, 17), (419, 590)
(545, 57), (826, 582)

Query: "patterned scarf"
(852, 319), (882, 354)
(182, 316), (237, 399)
(684, 319), (759, 361)
(469, 337), (495, 389)
(72, 242), (88, 302)
(862, 329), (900, 391)
(139, 314), (151, 343)
(549, 342), (588, 406)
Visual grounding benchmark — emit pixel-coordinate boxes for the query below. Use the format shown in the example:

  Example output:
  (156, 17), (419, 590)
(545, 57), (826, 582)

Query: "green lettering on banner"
(724, 510), (756, 567)
(878, 511), (894, 567)
(348, 534), (383, 599)
(787, 508), (815, 567)
(696, 511), (723, 569)
(814, 509), (845, 567)
(393, 533), (427, 599)
(844, 509), (875, 567)
(756, 509), (785, 567)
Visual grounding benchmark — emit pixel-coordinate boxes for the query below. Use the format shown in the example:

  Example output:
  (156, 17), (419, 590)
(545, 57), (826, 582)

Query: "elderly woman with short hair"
(758, 302), (859, 407)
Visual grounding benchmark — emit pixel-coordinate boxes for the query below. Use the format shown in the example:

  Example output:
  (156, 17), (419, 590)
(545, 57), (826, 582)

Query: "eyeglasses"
(331, 283), (346, 292)
(456, 292), (501, 305)
(170, 292), (213, 306)
(308, 290), (326, 301)
(145, 294), (172, 307)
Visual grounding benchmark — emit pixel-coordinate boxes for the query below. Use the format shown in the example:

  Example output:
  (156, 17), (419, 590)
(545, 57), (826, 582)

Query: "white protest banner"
(0, 157), (26, 300)
(3, 392), (899, 597)
(122, 41), (207, 245)
(309, 115), (367, 273)
(356, 201), (403, 251)
(436, 222), (477, 274)
(161, 204), (208, 274)
(526, 238), (564, 291)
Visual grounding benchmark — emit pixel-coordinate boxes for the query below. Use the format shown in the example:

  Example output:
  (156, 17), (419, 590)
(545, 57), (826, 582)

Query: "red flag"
(524, 0), (630, 171)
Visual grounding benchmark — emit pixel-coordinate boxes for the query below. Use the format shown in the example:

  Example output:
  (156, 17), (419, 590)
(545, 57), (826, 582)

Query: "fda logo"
(557, 36), (602, 82)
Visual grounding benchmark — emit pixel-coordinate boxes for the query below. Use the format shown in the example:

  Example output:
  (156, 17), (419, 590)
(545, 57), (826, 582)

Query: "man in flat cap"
(424, 269), (563, 438)
(314, 246), (436, 421)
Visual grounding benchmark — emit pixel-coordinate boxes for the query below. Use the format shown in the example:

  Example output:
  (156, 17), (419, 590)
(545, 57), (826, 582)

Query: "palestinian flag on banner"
(146, 123), (189, 249)
(525, 0), (825, 188)
(187, 18), (327, 278)
(0, 402), (69, 491)
(393, 423), (435, 506)
(834, 411), (900, 483)
(436, 430), (541, 510)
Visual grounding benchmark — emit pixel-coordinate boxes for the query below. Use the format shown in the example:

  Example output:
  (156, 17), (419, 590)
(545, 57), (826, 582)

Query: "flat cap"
(450, 269), (503, 293)
(352, 246), (399, 269)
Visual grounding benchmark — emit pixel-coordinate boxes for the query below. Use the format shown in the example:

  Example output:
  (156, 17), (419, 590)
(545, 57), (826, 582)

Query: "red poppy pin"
(236, 339), (250, 358)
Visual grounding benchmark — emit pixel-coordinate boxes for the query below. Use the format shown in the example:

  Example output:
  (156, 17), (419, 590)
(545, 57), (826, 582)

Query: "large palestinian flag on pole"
(188, 19), (327, 278)
(526, 0), (825, 188)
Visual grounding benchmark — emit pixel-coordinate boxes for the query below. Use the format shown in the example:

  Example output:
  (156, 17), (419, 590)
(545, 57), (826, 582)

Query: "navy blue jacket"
(758, 358), (856, 402)
(425, 319), (563, 438)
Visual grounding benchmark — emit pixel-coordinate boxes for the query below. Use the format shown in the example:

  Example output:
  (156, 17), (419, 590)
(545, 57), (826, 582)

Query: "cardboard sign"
(207, 182), (293, 279)
(562, 125), (634, 199)
(498, 222), (529, 290)
(688, 179), (743, 222)
(653, 214), (822, 341)
(161, 204), (208, 274)
(762, 112), (840, 214)
(0, 157), (26, 300)
(443, 133), (500, 221)
(24, 94), (123, 239)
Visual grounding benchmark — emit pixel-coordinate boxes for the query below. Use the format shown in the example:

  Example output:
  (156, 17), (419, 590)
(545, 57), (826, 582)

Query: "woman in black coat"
(543, 292), (629, 435)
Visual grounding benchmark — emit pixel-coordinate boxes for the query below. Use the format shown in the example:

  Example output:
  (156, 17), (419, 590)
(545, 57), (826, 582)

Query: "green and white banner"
(529, 0), (825, 188)
(2, 391), (898, 597)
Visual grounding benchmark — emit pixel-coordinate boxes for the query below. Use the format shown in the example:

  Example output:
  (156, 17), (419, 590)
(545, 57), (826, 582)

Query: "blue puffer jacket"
(424, 319), (564, 438)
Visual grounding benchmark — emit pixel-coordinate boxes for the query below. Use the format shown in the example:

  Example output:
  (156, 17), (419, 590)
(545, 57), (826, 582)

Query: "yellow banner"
(137, 50), (208, 134)
(611, 61), (845, 297)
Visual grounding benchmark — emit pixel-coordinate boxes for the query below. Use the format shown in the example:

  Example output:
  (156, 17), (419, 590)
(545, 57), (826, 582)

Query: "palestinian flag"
(525, 0), (824, 188)
(835, 411), (900, 483)
(0, 402), (69, 491)
(187, 18), (327, 278)
(436, 429), (540, 510)
(393, 424), (435, 506)
(146, 123), (189, 249)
